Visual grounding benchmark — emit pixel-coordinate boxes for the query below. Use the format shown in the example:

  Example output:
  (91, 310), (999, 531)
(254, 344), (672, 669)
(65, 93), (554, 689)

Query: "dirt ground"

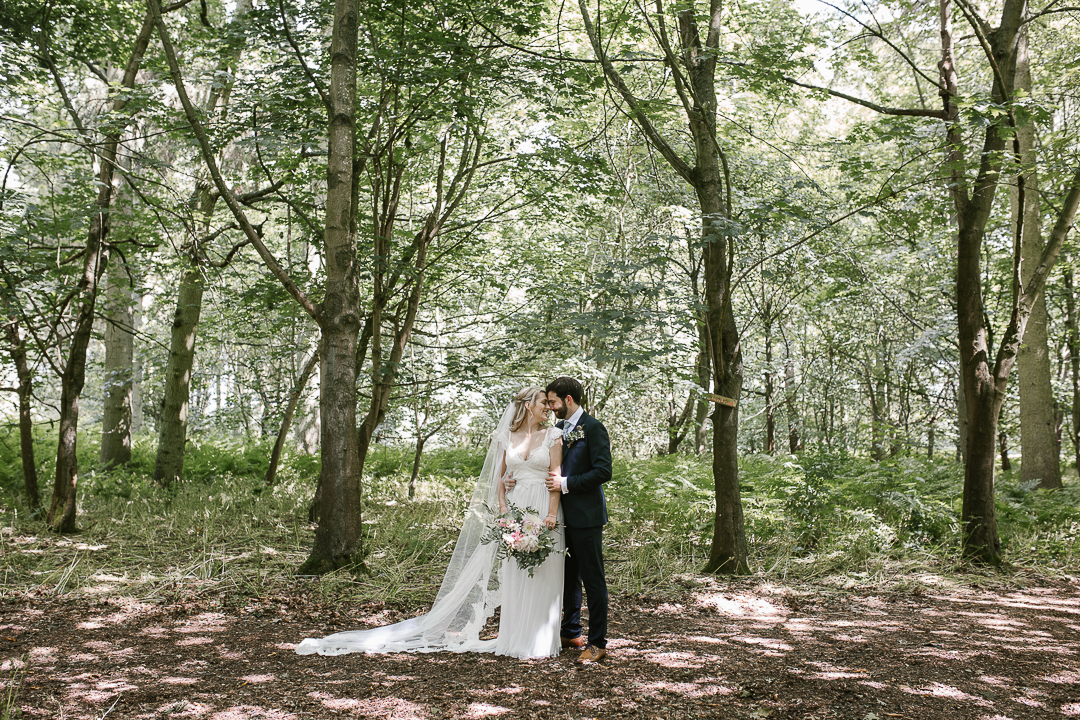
(2, 575), (1078, 720)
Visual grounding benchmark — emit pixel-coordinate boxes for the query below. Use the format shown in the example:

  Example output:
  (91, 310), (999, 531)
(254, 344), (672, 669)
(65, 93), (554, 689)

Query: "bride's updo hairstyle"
(509, 386), (545, 432)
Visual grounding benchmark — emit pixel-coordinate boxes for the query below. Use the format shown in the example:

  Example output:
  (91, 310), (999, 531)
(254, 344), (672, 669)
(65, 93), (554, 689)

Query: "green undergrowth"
(1, 430), (1078, 609)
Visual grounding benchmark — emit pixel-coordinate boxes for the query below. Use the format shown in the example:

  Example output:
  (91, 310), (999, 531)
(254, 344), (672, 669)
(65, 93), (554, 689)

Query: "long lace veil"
(295, 401), (515, 655)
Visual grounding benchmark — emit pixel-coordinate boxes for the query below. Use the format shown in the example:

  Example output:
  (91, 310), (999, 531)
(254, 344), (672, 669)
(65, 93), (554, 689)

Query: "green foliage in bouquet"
(481, 501), (562, 577)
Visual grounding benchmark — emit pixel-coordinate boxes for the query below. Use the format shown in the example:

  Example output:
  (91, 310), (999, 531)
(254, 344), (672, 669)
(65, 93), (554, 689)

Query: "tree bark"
(999, 429), (1011, 472)
(48, 225), (109, 533)
(152, 0), (252, 485)
(153, 261), (205, 486)
(299, 0), (364, 575)
(1065, 269), (1080, 473)
(956, 369), (968, 464)
(149, 0), (350, 572)
(705, 292), (747, 573)
(764, 320), (776, 454)
(47, 11), (156, 533)
(939, 0), (1023, 563)
(784, 350), (800, 454)
(99, 259), (136, 468)
(265, 347), (318, 487)
(409, 436), (426, 500)
(1014, 22), (1061, 489)
(5, 323), (39, 510)
(665, 388), (695, 455)
(578, 0), (748, 573)
(692, 315), (711, 454)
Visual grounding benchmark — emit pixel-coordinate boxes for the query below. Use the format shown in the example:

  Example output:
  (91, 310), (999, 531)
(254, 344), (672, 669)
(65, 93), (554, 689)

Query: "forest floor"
(2, 571), (1078, 720)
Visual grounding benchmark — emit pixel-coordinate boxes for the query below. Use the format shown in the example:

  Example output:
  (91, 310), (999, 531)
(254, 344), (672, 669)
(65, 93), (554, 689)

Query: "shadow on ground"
(2, 577), (1079, 719)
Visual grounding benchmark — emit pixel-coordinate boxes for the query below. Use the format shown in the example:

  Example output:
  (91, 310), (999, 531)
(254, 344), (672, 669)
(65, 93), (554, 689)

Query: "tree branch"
(641, 0), (696, 121)
(277, 0), (330, 113)
(1024, 5), (1080, 22)
(577, 0), (695, 183)
(719, 59), (947, 118)
(148, 0), (320, 321)
(993, 166), (1080, 384)
(819, 0), (948, 94)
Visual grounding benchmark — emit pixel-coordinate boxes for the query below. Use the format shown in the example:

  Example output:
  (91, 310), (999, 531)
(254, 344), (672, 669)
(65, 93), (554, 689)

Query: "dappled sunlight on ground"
(205, 706), (298, 719)
(900, 681), (987, 703)
(461, 701), (512, 717)
(3, 578), (1079, 719)
(698, 591), (789, 624)
(311, 693), (430, 717)
(801, 661), (869, 680)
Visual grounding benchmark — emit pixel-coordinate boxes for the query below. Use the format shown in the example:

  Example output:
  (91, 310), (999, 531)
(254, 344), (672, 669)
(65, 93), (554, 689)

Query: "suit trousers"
(561, 525), (608, 649)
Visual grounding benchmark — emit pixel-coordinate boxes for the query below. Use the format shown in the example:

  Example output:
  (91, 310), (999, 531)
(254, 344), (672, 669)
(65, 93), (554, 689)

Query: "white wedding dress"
(295, 405), (564, 661)
(495, 427), (566, 659)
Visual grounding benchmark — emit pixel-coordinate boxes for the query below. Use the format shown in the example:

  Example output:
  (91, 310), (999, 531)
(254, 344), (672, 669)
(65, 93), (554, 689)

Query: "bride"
(295, 386), (565, 660)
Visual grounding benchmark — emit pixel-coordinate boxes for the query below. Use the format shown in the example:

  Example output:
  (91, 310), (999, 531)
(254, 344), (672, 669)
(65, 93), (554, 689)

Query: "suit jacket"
(558, 412), (612, 528)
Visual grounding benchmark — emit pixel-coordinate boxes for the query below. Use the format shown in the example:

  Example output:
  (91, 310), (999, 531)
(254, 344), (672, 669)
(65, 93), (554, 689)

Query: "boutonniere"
(563, 426), (586, 449)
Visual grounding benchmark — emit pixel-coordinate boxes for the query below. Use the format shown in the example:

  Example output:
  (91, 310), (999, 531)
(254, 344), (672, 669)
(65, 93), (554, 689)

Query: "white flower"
(522, 514), (543, 532)
(517, 534), (540, 553)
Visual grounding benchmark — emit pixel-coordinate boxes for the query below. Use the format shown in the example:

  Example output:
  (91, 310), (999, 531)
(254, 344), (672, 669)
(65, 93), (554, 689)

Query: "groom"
(544, 376), (612, 664)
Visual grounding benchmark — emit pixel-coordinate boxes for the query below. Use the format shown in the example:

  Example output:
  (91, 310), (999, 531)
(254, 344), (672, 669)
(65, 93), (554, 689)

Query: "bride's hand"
(544, 514), (557, 530)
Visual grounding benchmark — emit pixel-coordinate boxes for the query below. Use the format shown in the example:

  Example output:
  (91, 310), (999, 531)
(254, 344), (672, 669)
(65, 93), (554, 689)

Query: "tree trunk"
(409, 436), (425, 500)
(149, 0), (354, 572)
(956, 369), (968, 464)
(666, 388), (694, 455)
(697, 142), (748, 574)
(99, 260), (136, 468)
(351, 124), (478, 527)
(928, 420), (936, 460)
(784, 352), (800, 453)
(764, 323), (776, 454)
(1065, 269), (1080, 473)
(693, 332), (711, 454)
(130, 284), (144, 434)
(704, 292), (747, 574)
(153, 262), (205, 486)
(578, 0), (748, 573)
(151, 0), (254, 483)
(866, 363), (886, 461)
(1014, 23), (1061, 489)
(48, 228), (109, 533)
(938, 0), (1025, 563)
(298, 0), (364, 575)
(357, 230), (434, 500)
(957, 213), (1005, 563)
(265, 347), (318, 487)
(47, 11), (156, 533)
(5, 324), (39, 510)
(999, 429), (1011, 471)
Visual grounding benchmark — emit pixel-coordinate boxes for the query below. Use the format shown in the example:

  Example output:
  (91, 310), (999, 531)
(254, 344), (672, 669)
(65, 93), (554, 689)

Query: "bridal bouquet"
(481, 502), (560, 577)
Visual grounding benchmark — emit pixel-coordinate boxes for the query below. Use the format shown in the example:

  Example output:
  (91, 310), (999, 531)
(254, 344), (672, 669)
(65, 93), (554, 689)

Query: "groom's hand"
(503, 472), (516, 490)
(545, 472), (565, 493)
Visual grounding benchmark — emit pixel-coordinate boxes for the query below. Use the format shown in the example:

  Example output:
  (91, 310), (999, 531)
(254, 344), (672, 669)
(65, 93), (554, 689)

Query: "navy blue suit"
(558, 411), (612, 649)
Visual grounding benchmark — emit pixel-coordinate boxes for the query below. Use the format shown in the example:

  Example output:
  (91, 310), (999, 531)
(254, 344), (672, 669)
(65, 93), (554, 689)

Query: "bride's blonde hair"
(509, 386), (546, 432)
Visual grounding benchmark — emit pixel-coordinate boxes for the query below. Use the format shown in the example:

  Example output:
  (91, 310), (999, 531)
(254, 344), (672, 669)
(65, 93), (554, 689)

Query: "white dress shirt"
(558, 407), (585, 493)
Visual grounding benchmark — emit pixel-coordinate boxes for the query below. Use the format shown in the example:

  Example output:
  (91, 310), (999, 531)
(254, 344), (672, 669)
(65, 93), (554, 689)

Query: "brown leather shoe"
(577, 645), (606, 664)
(561, 635), (585, 649)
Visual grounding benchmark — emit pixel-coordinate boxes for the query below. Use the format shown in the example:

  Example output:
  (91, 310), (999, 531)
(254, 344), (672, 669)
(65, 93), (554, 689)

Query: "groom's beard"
(554, 406), (568, 420)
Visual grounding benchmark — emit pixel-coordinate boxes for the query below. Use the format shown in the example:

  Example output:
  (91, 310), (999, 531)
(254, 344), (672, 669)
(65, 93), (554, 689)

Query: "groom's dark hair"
(546, 376), (583, 405)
